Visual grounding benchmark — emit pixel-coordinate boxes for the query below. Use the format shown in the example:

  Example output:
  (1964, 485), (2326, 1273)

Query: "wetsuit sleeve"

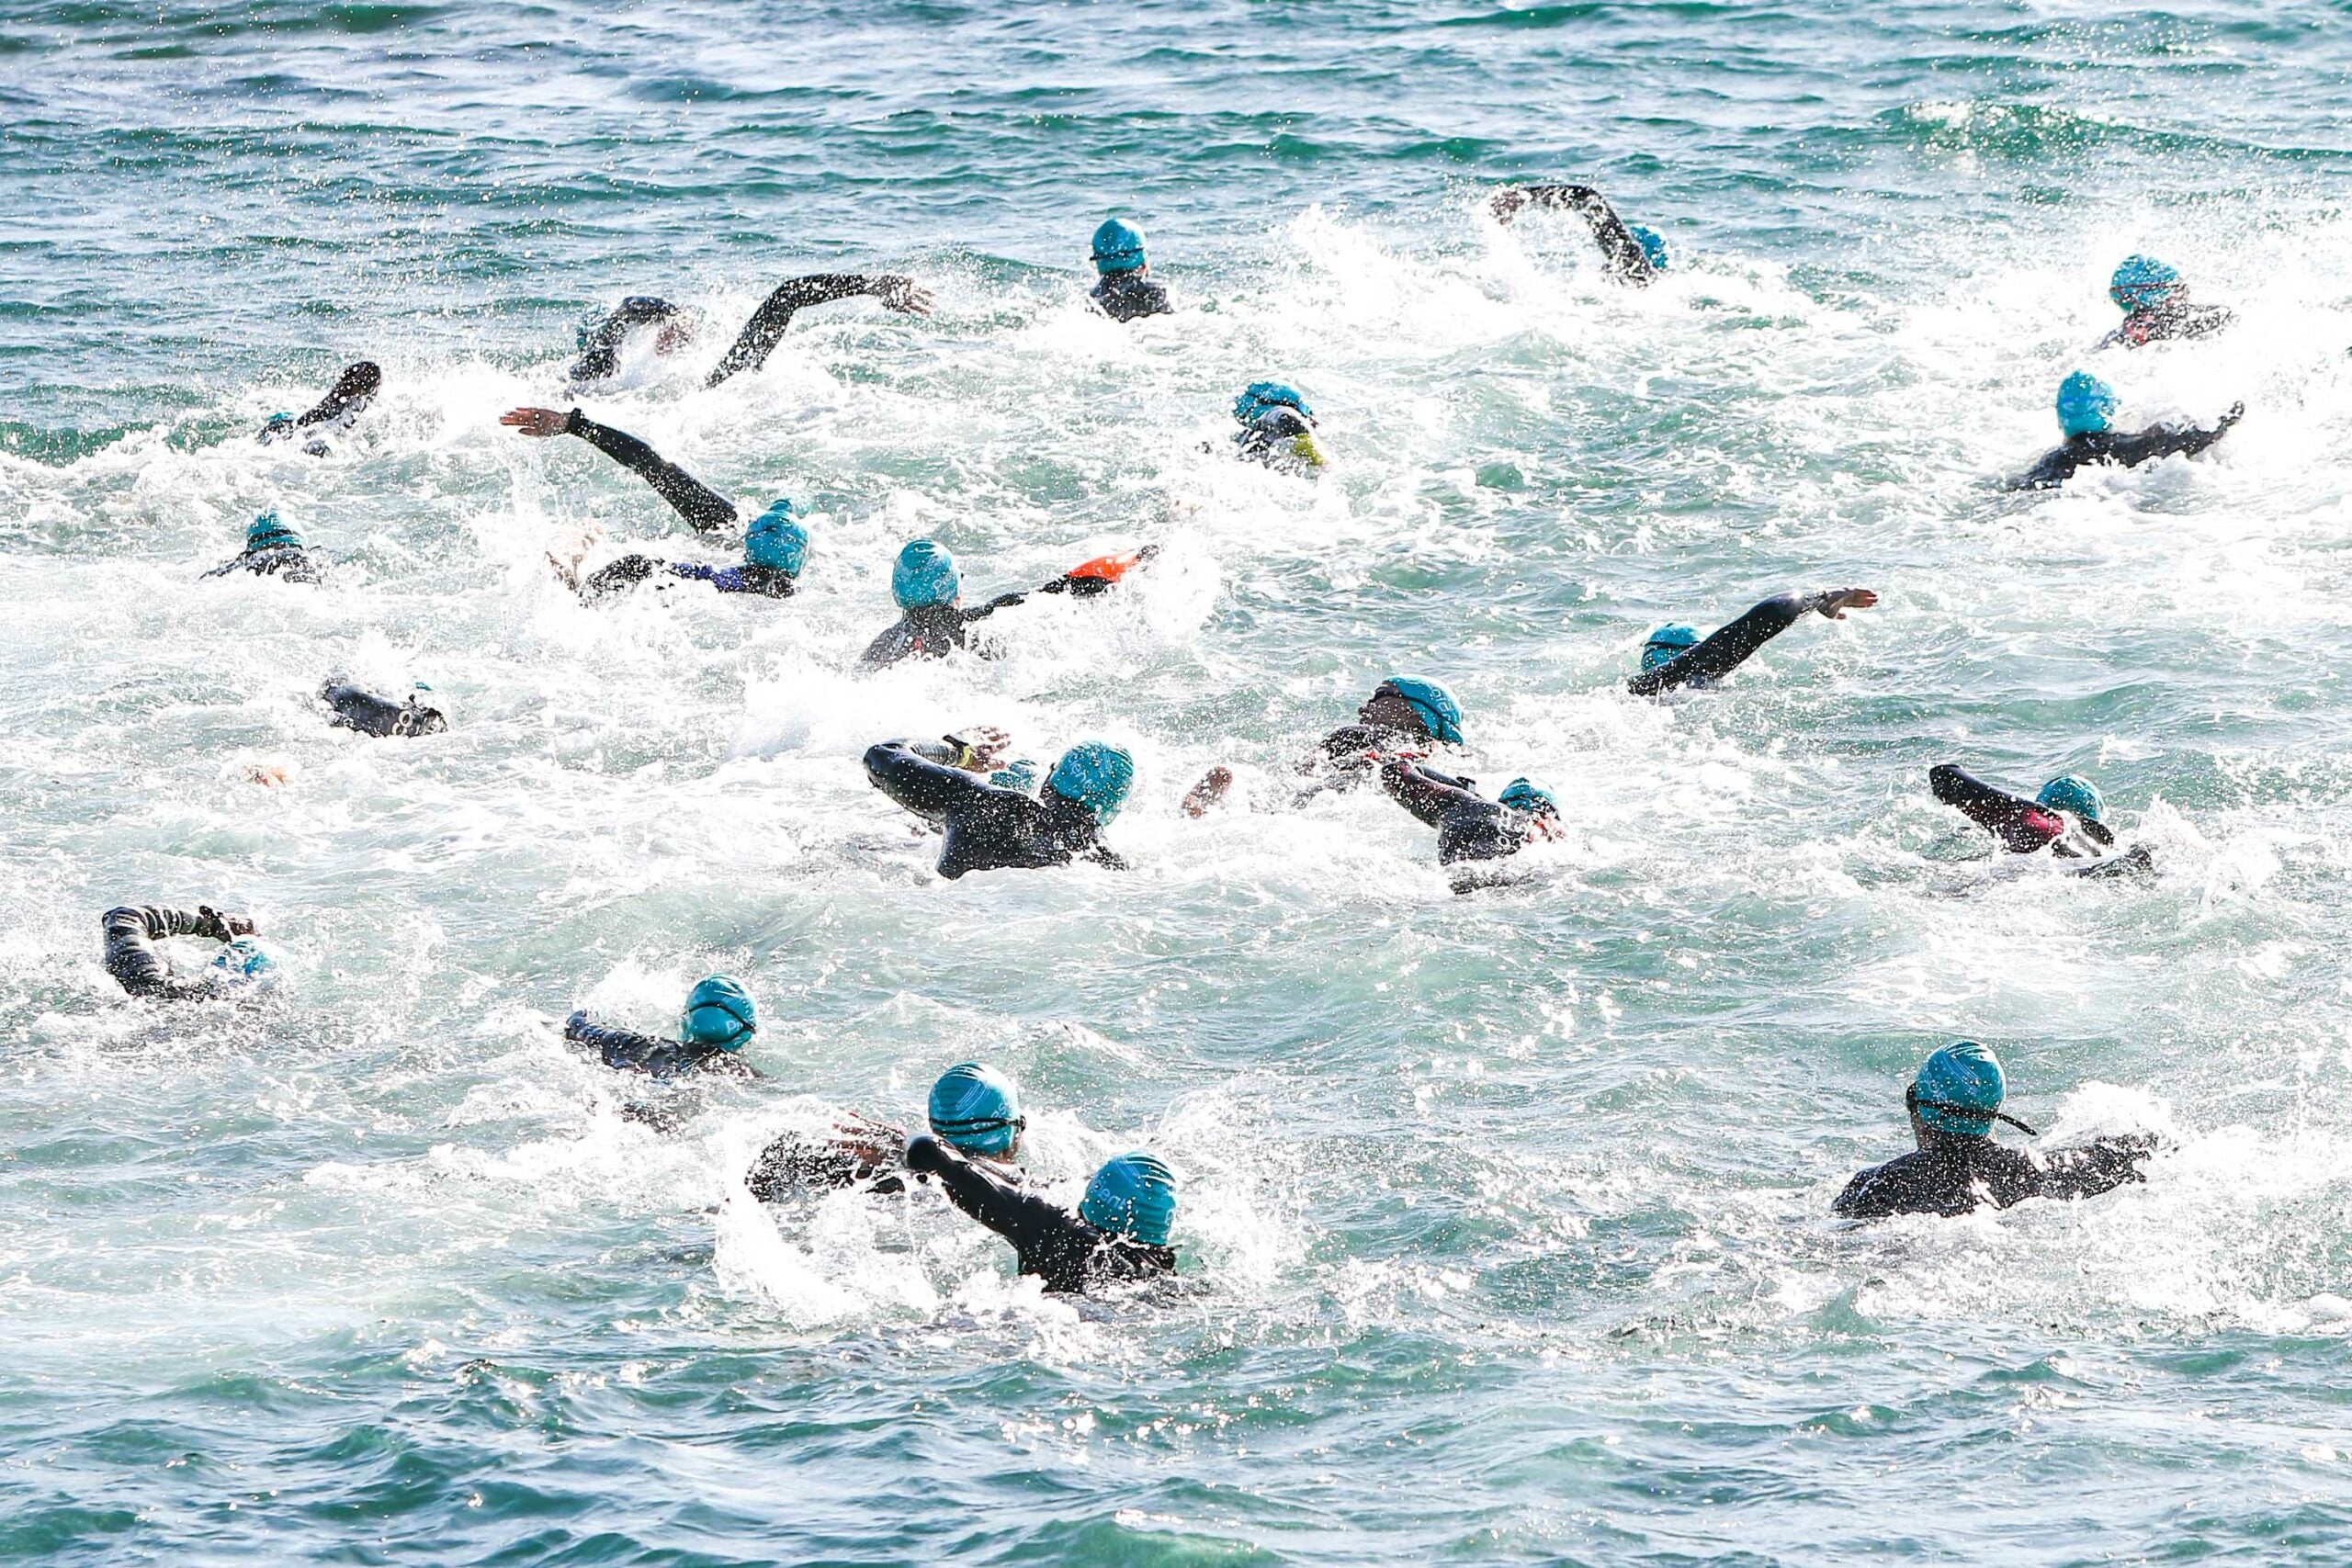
(1491, 185), (1654, 282)
(580, 554), (665, 602)
(562, 410), (739, 533)
(906, 1134), (1100, 1286)
(296, 362), (380, 428)
(1928, 764), (2063, 853)
(563, 1011), (678, 1074)
(705, 275), (910, 388)
(2102, 421), (2233, 468)
(865, 740), (989, 821)
(1381, 759), (1484, 829)
(102, 906), (225, 1000)
(2035, 1136), (2154, 1201)
(1628, 592), (1814, 695)
(961, 592), (1029, 624)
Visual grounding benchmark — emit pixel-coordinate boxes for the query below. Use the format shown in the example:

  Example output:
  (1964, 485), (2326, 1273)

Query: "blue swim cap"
(892, 538), (960, 609)
(209, 936), (278, 991)
(2036, 773), (2105, 823)
(2056, 371), (2118, 437)
(1377, 677), (1464, 746)
(2109, 254), (2180, 310)
(927, 1062), (1023, 1156)
(247, 511), (303, 552)
(1091, 218), (1148, 276)
(1626, 223), (1669, 272)
(1913, 1042), (2006, 1135)
(1080, 1151), (1177, 1246)
(1046, 741), (1135, 825)
(989, 757), (1039, 792)
(1234, 381), (1312, 426)
(1498, 777), (1558, 818)
(1641, 625), (1700, 672)
(679, 974), (756, 1051)
(745, 500), (808, 576)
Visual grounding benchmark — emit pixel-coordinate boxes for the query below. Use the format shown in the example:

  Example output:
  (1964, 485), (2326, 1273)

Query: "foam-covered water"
(6, 2), (2352, 1561)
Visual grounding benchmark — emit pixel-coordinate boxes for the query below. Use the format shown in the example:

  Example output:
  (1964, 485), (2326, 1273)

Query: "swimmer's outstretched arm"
(2036, 1135), (2156, 1201)
(296, 362), (380, 428)
(1489, 184), (1654, 283)
(2104, 404), (2244, 468)
(864, 739), (992, 821)
(705, 274), (934, 389)
(1928, 764), (2059, 853)
(1628, 588), (1877, 696)
(905, 1134), (1087, 1274)
(501, 407), (739, 533)
(1380, 758), (1481, 829)
(103, 905), (249, 1000)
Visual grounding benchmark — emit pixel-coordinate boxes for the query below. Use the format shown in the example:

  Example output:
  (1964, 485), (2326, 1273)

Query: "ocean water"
(6, 0), (2352, 1561)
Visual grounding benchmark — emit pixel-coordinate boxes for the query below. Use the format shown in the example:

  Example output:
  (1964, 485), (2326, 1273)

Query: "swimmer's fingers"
(500, 407), (569, 438)
(877, 277), (933, 316)
(1820, 587), (1880, 618)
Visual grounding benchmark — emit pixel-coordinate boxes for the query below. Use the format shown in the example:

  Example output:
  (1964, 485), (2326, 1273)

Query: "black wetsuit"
(1627, 592), (1832, 696)
(1928, 764), (2146, 876)
(706, 275), (922, 389)
(858, 570), (1124, 670)
(1380, 760), (1542, 865)
(1297, 720), (1430, 797)
(904, 1135), (1173, 1294)
(563, 1012), (756, 1080)
(2013, 414), (2236, 491)
(747, 1126), (909, 1200)
(1835, 1129), (2154, 1218)
(259, 361), (380, 448)
(1091, 270), (1171, 322)
(1490, 184), (1657, 285)
(864, 739), (1125, 879)
(579, 555), (796, 604)
(322, 680), (447, 738)
(203, 545), (322, 585)
(102, 905), (243, 1000)
(2099, 301), (2233, 350)
(559, 408), (739, 533)
(569, 297), (682, 384)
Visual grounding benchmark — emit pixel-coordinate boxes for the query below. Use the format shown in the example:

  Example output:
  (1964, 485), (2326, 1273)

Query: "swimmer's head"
(745, 500), (808, 577)
(1909, 1042), (2005, 1136)
(1234, 381), (1313, 428)
(679, 974), (756, 1052)
(1498, 778), (1559, 818)
(2109, 254), (2180, 312)
(1091, 218), (1148, 276)
(209, 936), (278, 993)
(892, 538), (960, 609)
(2056, 371), (2118, 437)
(1046, 741), (1135, 825)
(1641, 625), (1700, 672)
(1080, 1151), (1177, 1246)
(1626, 223), (1669, 272)
(927, 1062), (1024, 1157)
(2036, 773), (2105, 824)
(1364, 677), (1464, 745)
(247, 511), (303, 553)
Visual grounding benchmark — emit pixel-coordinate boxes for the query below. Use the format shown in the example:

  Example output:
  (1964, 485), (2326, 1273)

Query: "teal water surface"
(4, 2), (2352, 1562)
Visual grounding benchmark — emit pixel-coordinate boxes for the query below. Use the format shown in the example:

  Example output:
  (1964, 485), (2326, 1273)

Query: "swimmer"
(500, 406), (741, 534)
(567, 297), (692, 385)
(1231, 382), (1327, 471)
(103, 905), (270, 1000)
(704, 273), (933, 389)
(1380, 763), (1563, 869)
(2011, 372), (2241, 491)
(1489, 184), (1669, 285)
(258, 361), (380, 451)
(1928, 763), (2147, 875)
(2098, 255), (2233, 350)
(1835, 1042), (2156, 1219)
(560, 500), (809, 604)
(564, 975), (761, 1080)
(745, 1061), (1026, 1200)
(859, 539), (1154, 670)
(1087, 219), (1172, 322)
(864, 737), (1133, 879)
(1627, 588), (1877, 696)
(1182, 676), (1463, 817)
(322, 678), (446, 738)
(203, 511), (322, 584)
(903, 1136), (1176, 1293)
